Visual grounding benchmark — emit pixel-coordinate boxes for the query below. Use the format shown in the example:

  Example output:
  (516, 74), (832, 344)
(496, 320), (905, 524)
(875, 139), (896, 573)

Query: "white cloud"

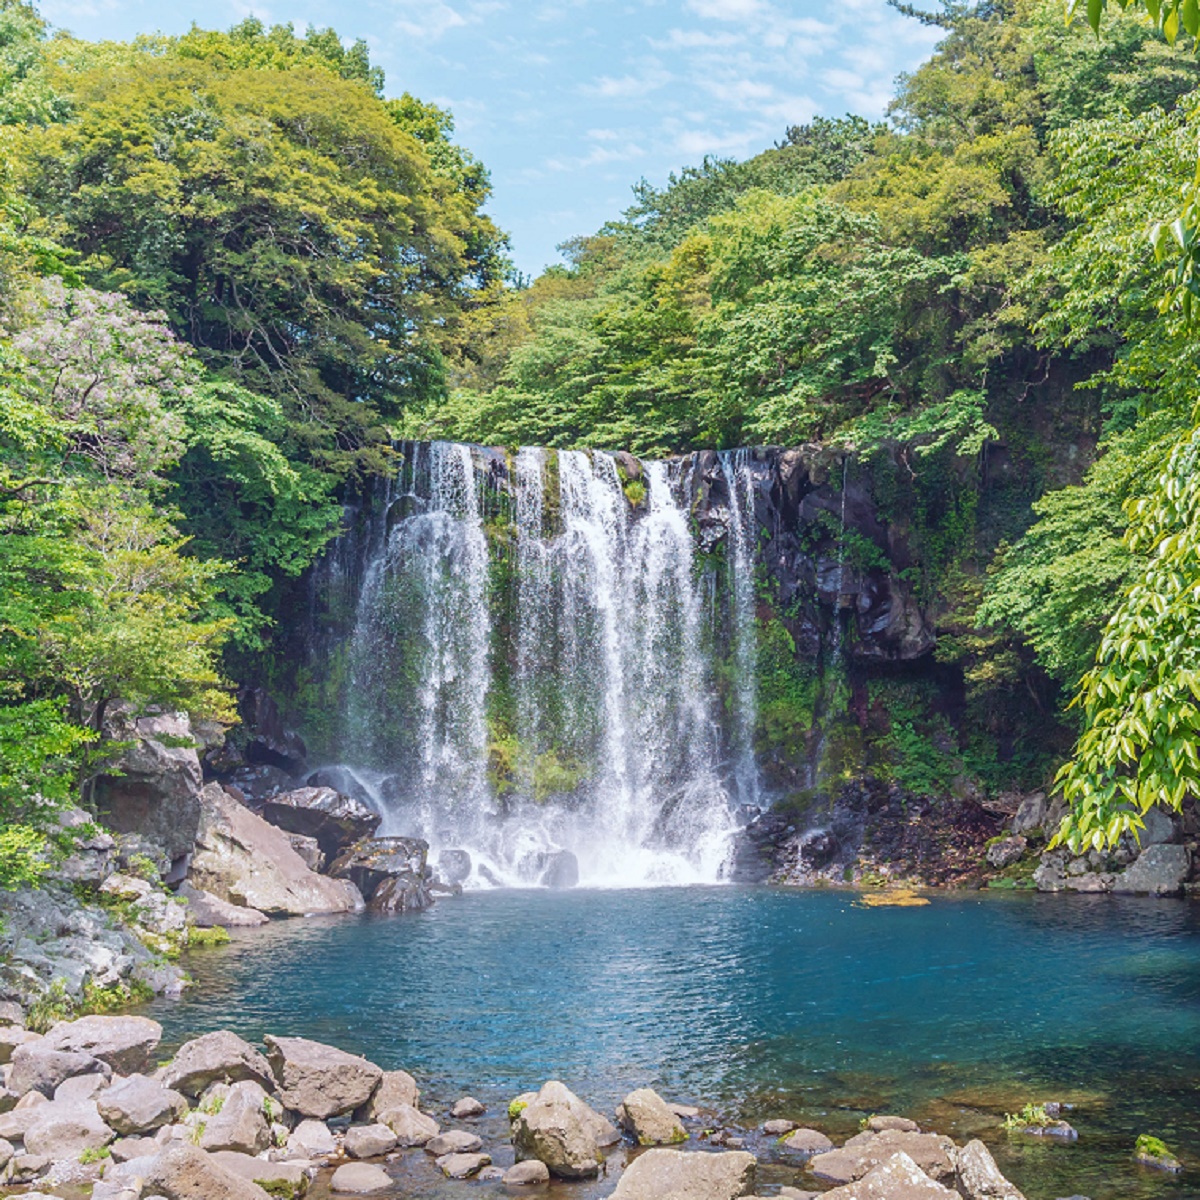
(685, 0), (764, 18)
(583, 68), (672, 98)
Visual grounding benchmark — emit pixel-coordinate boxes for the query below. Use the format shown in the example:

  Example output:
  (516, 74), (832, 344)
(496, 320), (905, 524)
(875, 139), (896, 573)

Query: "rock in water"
(260, 788), (381, 862)
(141, 1142), (273, 1200)
(868, 1116), (921, 1133)
(355, 1069), (420, 1120)
(436, 1151), (491, 1178)
(426, 1128), (483, 1155)
(610, 1147), (757, 1199)
(379, 1102), (439, 1146)
(330, 1162), (393, 1193)
(344, 1123), (398, 1158)
(809, 1129), (957, 1186)
(439, 850), (472, 885)
(617, 1087), (688, 1145)
(540, 849), (579, 888)
(176, 883), (268, 929)
(329, 837), (432, 909)
(1112, 844), (1191, 896)
(161, 1031), (276, 1097)
(821, 1151), (962, 1199)
(188, 785), (364, 917)
(954, 1139), (1026, 1200)
(451, 1095), (485, 1118)
(42, 1016), (162, 1075)
(287, 1117), (337, 1157)
(264, 1035), (383, 1119)
(504, 1160), (551, 1185)
(780, 1128), (834, 1156)
(511, 1080), (616, 1178)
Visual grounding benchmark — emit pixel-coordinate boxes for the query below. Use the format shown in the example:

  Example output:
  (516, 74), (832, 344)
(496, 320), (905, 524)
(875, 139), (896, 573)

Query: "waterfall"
(321, 442), (762, 889)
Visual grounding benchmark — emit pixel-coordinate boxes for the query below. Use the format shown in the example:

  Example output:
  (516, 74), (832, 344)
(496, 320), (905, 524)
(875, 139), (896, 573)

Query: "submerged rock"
(610, 1147), (757, 1199)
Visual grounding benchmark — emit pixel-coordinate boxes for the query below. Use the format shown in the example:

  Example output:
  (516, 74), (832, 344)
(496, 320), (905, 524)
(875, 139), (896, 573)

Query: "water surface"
(145, 887), (1200, 1198)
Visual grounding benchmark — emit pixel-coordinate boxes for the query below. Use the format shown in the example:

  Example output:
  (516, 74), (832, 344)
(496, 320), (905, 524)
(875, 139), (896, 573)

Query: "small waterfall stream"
(314, 442), (764, 888)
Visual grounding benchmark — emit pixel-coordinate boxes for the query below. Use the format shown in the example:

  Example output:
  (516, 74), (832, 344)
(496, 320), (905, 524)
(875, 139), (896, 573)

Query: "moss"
(258, 1180), (306, 1199)
(199, 1093), (226, 1116)
(1135, 1134), (1177, 1161)
(508, 1098), (528, 1120)
(79, 1146), (111, 1164)
(623, 477), (647, 507)
(1002, 1103), (1050, 1130)
(187, 925), (231, 948)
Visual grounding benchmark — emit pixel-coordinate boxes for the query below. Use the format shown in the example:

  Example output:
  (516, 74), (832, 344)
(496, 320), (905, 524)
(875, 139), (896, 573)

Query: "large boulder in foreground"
(188, 785), (364, 917)
(809, 1129), (957, 1187)
(265, 1034), (383, 1119)
(329, 837), (432, 911)
(97, 1074), (187, 1135)
(610, 1147), (756, 1199)
(22, 1098), (115, 1158)
(355, 1069), (420, 1120)
(953, 1139), (1025, 1200)
(1112, 844), (1191, 896)
(822, 1151), (962, 1199)
(261, 788), (381, 862)
(93, 709), (204, 866)
(9, 1043), (109, 1098)
(140, 1141), (273, 1200)
(197, 1080), (273, 1154)
(161, 1031), (275, 1098)
(511, 1080), (619, 1179)
(42, 1015), (162, 1075)
(616, 1087), (687, 1145)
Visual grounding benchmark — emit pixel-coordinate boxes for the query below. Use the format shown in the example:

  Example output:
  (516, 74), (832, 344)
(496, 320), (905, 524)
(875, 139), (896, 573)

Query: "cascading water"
(317, 442), (765, 888)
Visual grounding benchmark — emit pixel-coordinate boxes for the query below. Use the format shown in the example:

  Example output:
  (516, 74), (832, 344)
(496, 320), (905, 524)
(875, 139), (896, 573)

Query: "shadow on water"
(142, 887), (1200, 1199)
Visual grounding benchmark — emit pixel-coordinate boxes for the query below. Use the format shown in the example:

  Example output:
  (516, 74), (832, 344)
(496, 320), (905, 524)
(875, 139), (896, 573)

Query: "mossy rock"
(1135, 1134), (1182, 1173)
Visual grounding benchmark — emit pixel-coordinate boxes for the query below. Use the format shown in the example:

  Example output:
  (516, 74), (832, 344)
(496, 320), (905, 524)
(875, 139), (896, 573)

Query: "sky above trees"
(36, 0), (940, 276)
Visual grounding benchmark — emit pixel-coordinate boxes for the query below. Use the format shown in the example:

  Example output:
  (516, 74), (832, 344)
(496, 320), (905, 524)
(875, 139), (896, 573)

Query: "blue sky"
(37, 0), (942, 278)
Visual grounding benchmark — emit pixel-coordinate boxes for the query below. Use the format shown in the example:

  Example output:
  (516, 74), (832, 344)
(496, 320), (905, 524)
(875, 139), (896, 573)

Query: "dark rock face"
(238, 688), (308, 773)
(260, 788), (381, 862)
(329, 837), (432, 910)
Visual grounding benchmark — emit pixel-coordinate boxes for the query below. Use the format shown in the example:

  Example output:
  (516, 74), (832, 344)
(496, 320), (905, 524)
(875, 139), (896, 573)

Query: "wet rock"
(355, 1069), (419, 1120)
(505, 1159), (551, 1185)
(954, 1139), (1026, 1199)
(141, 1141), (274, 1199)
(426, 1128), (483, 1155)
(93, 709), (203, 865)
(868, 1116), (921, 1134)
(616, 1087), (688, 1145)
(197, 1080), (272, 1154)
(986, 837), (1026, 869)
(781, 1128), (834, 1156)
(287, 1117), (336, 1158)
(10, 1044), (110, 1099)
(285, 833), (323, 873)
(237, 687), (308, 774)
(762, 1119), (797, 1136)
(378, 1102), (438, 1146)
(809, 1130), (956, 1186)
(540, 850), (579, 888)
(97, 1075), (188, 1135)
(224, 765), (297, 804)
(265, 1035), (383, 1119)
(176, 883), (269, 929)
(511, 1080), (615, 1178)
(437, 1151), (492, 1178)
(1113, 844), (1191, 896)
(328, 837), (432, 910)
(451, 1095), (485, 1118)
(330, 1161), (392, 1193)
(821, 1151), (961, 1199)
(261, 788), (381, 863)
(22, 1098), (115, 1158)
(43, 1015), (161, 1075)
(439, 850), (472, 885)
(344, 1122), (398, 1158)
(610, 1147), (757, 1199)
(162, 1031), (276, 1097)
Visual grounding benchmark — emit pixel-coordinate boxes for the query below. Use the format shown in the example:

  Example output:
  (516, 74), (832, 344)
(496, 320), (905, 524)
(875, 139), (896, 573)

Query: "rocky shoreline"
(0, 1012), (1135, 1200)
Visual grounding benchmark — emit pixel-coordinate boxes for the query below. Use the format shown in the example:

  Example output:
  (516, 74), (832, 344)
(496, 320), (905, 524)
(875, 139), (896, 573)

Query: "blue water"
(144, 888), (1200, 1198)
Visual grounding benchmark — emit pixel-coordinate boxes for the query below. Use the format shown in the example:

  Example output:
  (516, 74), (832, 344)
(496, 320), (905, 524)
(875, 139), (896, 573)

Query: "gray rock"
(451, 1095), (485, 1118)
(540, 849), (579, 888)
(504, 1158), (551, 1184)
(208, 1151), (311, 1195)
(162, 1030), (276, 1097)
(426, 1128), (483, 1155)
(0, 1134), (13, 1169)
(954, 1139), (1026, 1200)
(610, 1147), (757, 1199)
(1011, 792), (1047, 836)
(479, 1164), (506, 1180)
(42, 1015), (162, 1074)
(264, 1035), (383, 1119)
(437, 1151), (491, 1178)
(54, 1071), (110, 1104)
(762, 1119), (796, 1136)
(188, 785), (364, 917)
(344, 1122), (398, 1158)
(22, 1098), (115, 1158)
(616, 1087), (688, 1146)
(0, 1026), (39, 1065)
(1137, 806), (1177, 846)
(355, 1069), (419, 1121)
(868, 1116), (921, 1133)
(780, 1128), (834, 1156)
(330, 1161), (392, 1193)
(0, 1002), (24, 1025)
(285, 833), (324, 873)
(986, 837), (1026, 869)
(511, 1080), (616, 1178)
(98, 1075), (188, 1135)
(1113, 844), (1191, 896)
(379, 1102), (439, 1146)
(809, 1130), (957, 1186)
(329, 837), (432, 910)
(1033, 851), (1068, 892)
(197, 1080), (272, 1154)
(821, 1151), (962, 1200)
(141, 1141), (274, 1199)
(110, 1134), (162, 1161)
(261, 788), (381, 862)
(10, 1044), (110, 1098)
(439, 850), (472, 885)
(177, 883), (269, 929)
(287, 1117), (336, 1157)
(7, 1153), (51, 1183)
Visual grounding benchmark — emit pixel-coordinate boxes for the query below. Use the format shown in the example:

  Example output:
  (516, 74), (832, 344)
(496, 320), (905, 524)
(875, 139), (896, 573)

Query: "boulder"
(110, 1135), (161, 1161)
(505, 1158), (551, 1184)
(762, 1119), (797, 1136)
(437, 1151), (491, 1178)
(237, 687), (308, 774)
(93, 710), (204, 866)
(265, 1035), (383, 1119)
(781, 1128), (834, 1156)
(954, 1139), (1026, 1200)
(821, 1152), (962, 1200)
(42, 1015), (162, 1074)
(140, 1141), (274, 1200)
(287, 1117), (336, 1158)
(868, 1116), (921, 1134)
(10, 1044), (110, 1098)
(426, 1128), (483, 1155)
(511, 1080), (616, 1178)
(1113, 844), (1191, 896)
(617, 1087), (688, 1145)
(379, 1102), (439, 1146)
(162, 1031), (276, 1097)
(208, 1152), (311, 1196)
(177, 883), (269, 929)
(56, 809), (117, 885)
(809, 1130), (957, 1186)
(451, 1095), (485, 1118)
(261, 789), (381, 862)
(97, 1075), (188, 1135)
(197, 1080), (272, 1154)
(22, 1099), (115, 1158)
(328, 837), (432, 909)
(286, 834), (324, 873)
(344, 1122), (398, 1158)
(330, 1162), (392, 1193)
(439, 850), (472, 885)
(54, 1072), (109, 1104)
(1010, 793), (1047, 836)
(540, 849), (579, 888)
(355, 1069), (419, 1120)
(986, 837), (1026, 869)
(610, 1147), (757, 1199)
(188, 785), (364, 917)
(0, 1026), (40, 1065)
